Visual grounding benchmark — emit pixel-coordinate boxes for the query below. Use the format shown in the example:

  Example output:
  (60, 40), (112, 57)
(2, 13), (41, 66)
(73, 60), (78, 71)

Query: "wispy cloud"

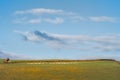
(15, 30), (120, 52)
(71, 16), (87, 22)
(89, 16), (117, 22)
(14, 8), (120, 24)
(15, 8), (64, 15)
(15, 30), (65, 46)
(14, 17), (64, 24)
(13, 8), (86, 24)
(13, 17), (42, 24)
(44, 17), (64, 24)
(0, 50), (30, 60)
(28, 19), (42, 24)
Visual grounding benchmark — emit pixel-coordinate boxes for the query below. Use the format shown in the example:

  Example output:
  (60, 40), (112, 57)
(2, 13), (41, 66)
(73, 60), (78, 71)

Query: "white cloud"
(14, 18), (42, 24)
(15, 8), (64, 15)
(16, 30), (120, 52)
(14, 8), (86, 24)
(28, 19), (41, 24)
(71, 16), (87, 22)
(89, 16), (116, 22)
(44, 17), (64, 24)
(14, 8), (120, 24)
(14, 17), (64, 24)
(14, 31), (41, 42)
(95, 45), (120, 52)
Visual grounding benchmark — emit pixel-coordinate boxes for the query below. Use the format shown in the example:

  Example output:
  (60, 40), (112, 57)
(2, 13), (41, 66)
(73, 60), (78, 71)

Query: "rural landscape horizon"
(0, 0), (120, 61)
(0, 0), (120, 80)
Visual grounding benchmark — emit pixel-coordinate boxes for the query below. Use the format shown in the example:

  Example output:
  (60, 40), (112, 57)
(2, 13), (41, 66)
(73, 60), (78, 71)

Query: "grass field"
(0, 59), (120, 80)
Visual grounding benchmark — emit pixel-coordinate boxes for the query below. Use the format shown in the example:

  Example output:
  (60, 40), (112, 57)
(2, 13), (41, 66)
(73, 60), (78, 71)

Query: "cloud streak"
(16, 30), (120, 52)
(0, 50), (30, 60)
(89, 16), (116, 22)
(13, 17), (64, 24)
(14, 8), (72, 24)
(14, 8), (120, 24)
(44, 17), (64, 24)
(15, 8), (64, 15)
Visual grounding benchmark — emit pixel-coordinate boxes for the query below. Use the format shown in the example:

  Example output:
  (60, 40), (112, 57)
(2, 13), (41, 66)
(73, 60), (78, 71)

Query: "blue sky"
(0, 0), (120, 60)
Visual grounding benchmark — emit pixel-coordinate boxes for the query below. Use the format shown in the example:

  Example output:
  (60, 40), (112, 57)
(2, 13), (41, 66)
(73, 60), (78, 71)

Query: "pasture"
(0, 60), (120, 80)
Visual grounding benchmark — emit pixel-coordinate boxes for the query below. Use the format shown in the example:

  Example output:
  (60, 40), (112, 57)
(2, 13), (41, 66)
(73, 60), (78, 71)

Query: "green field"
(0, 60), (120, 80)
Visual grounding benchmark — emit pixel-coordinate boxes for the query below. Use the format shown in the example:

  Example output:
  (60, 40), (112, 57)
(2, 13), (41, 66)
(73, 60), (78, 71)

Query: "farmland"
(0, 59), (120, 80)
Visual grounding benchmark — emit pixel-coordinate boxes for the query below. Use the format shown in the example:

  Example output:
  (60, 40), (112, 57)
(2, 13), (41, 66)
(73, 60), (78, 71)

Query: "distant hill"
(97, 59), (116, 61)
(0, 50), (118, 61)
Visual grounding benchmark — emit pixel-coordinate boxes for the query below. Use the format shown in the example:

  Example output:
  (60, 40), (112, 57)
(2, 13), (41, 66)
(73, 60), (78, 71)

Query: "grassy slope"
(0, 60), (120, 80)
